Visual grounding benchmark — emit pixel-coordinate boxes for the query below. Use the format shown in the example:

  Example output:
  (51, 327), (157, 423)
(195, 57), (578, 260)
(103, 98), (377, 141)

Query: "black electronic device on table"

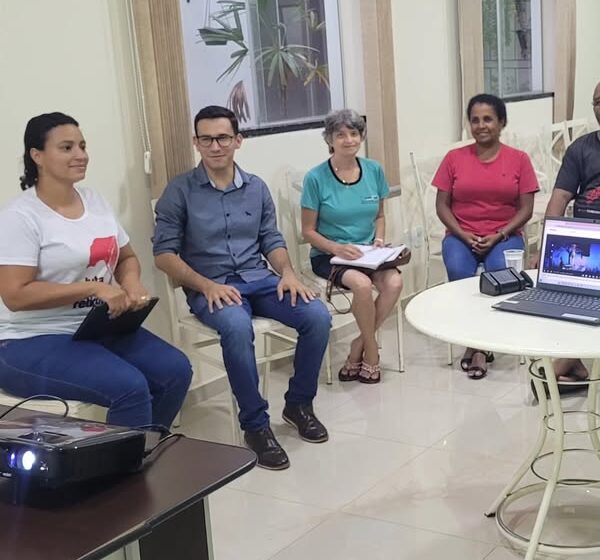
(72, 296), (159, 341)
(493, 217), (600, 325)
(0, 414), (146, 488)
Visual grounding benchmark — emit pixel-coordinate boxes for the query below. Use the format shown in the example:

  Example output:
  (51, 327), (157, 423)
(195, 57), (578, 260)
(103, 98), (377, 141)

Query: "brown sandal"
(358, 361), (381, 384)
(338, 360), (362, 382)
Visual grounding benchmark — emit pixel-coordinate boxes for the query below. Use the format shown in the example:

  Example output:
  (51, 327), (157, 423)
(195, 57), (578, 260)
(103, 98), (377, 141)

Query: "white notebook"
(330, 244), (407, 270)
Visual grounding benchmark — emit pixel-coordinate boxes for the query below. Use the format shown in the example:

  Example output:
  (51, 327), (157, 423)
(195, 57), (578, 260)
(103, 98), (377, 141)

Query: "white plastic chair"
(409, 150), (448, 292)
(565, 117), (592, 144)
(284, 171), (406, 376)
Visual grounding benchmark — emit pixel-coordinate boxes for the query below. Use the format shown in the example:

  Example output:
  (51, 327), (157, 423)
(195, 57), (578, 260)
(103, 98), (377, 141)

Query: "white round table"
(405, 274), (600, 559)
(405, 273), (600, 359)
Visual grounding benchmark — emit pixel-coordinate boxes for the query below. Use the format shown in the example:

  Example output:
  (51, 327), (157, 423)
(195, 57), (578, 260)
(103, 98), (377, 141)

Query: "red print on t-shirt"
(88, 236), (119, 270)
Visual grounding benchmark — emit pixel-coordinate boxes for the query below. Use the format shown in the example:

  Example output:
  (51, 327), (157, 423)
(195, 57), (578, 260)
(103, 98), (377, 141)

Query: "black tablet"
(72, 297), (159, 341)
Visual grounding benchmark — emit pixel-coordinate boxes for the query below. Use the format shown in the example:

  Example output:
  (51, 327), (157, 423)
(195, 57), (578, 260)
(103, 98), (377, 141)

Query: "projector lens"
(20, 450), (36, 471)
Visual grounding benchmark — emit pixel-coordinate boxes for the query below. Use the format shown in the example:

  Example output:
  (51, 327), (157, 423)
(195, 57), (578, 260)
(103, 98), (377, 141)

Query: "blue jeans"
(0, 328), (192, 429)
(188, 274), (331, 432)
(442, 234), (525, 281)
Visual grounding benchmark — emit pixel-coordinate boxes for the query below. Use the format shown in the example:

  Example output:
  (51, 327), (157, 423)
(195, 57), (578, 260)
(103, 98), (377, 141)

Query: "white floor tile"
(209, 487), (331, 560)
(269, 512), (495, 560)
(343, 447), (523, 544)
(317, 376), (493, 446)
(229, 430), (425, 509)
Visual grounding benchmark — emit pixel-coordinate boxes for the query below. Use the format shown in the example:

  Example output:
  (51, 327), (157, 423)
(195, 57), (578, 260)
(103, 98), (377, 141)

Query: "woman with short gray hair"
(300, 109), (403, 384)
(322, 109), (366, 153)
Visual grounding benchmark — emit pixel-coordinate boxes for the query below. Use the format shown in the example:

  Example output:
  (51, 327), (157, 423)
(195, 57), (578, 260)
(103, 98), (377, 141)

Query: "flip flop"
(466, 351), (494, 380)
(461, 351), (494, 372)
(358, 361), (381, 384)
(338, 359), (361, 382)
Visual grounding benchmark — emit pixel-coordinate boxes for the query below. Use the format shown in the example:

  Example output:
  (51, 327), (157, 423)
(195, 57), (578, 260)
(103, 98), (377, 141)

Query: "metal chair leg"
(396, 306), (405, 372)
(230, 392), (241, 445)
(446, 343), (453, 366)
(325, 344), (333, 385)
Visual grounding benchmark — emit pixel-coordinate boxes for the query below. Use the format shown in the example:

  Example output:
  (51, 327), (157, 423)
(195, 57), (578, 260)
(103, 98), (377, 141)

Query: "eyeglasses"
(196, 134), (235, 148)
(592, 100), (600, 108)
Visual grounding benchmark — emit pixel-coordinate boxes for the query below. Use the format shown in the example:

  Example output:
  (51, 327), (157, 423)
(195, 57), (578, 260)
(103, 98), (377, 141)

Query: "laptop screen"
(538, 217), (600, 294)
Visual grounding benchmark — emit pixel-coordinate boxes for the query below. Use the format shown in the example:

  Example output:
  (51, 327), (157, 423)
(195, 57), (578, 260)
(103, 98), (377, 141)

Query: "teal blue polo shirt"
(301, 157), (389, 256)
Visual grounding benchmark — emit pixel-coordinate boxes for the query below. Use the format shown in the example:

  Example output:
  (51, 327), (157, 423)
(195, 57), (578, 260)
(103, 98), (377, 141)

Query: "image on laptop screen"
(538, 218), (600, 293)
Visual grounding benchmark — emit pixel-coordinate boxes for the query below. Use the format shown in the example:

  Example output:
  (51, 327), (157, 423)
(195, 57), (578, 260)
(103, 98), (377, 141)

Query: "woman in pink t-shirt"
(432, 94), (538, 379)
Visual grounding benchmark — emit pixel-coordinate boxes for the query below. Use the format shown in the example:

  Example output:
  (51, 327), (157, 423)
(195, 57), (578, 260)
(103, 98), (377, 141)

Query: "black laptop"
(493, 217), (600, 325)
(72, 297), (159, 341)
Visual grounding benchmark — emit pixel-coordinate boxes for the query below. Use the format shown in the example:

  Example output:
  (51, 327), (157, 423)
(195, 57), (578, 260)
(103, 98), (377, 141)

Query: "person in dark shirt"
(153, 106), (331, 470)
(543, 81), (600, 383)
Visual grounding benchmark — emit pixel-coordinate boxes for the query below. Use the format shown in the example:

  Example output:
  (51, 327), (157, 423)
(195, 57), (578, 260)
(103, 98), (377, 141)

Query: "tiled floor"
(179, 322), (600, 560)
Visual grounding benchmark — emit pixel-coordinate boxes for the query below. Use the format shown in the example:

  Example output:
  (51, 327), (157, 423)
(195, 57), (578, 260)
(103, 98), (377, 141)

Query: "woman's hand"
(94, 283), (131, 318)
(122, 281), (152, 311)
(333, 243), (364, 260)
(373, 237), (385, 248)
(472, 233), (503, 256)
(460, 232), (480, 250)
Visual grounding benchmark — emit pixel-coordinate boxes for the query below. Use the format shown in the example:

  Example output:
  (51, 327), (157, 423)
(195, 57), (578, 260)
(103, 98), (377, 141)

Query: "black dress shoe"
(244, 427), (290, 470)
(282, 403), (329, 443)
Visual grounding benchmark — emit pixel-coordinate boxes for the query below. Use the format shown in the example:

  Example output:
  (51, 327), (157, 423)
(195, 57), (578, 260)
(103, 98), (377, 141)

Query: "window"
(179, 0), (344, 131)
(482, 0), (543, 97)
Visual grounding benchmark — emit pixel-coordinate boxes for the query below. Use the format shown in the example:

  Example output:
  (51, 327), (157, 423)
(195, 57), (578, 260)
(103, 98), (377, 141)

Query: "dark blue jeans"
(188, 274), (331, 432)
(0, 328), (192, 429)
(442, 234), (525, 281)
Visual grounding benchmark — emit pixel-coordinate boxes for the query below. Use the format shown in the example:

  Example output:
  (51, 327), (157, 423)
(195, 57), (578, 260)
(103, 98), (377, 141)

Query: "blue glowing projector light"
(0, 416), (146, 488)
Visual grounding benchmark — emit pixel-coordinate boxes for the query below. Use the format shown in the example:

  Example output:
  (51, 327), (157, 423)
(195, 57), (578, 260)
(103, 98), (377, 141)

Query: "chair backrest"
(565, 117), (591, 144)
(151, 198), (193, 345)
(282, 170), (313, 275)
(408, 151), (446, 251)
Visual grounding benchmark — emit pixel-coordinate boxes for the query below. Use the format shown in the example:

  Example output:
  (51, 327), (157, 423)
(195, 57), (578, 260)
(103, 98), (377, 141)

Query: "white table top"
(405, 272), (600, 358)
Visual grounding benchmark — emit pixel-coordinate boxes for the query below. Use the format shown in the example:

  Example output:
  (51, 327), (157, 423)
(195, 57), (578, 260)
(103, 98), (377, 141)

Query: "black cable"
(0, 394), (69, 421)
(142, 432), (185, 459)
(135, 423), (171, 437)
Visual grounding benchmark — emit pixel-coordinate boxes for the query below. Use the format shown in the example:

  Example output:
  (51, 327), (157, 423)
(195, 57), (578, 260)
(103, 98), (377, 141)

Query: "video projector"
(0, 414), (146, 488)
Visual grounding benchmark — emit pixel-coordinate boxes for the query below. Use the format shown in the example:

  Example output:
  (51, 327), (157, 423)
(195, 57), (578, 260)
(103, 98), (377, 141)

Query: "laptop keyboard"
(512, 288), (600, 311)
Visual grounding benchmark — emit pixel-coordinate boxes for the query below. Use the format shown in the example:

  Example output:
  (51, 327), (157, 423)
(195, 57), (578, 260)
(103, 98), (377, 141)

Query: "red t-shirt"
(432, 143), (539, 237)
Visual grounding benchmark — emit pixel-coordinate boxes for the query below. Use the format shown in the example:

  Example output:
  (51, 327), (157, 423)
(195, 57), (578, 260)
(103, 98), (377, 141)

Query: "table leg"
(587, 359), (600, 454)
(137, 497), (214, 560)
(523, 357), (565, 560)
(485, 359), (549, 517)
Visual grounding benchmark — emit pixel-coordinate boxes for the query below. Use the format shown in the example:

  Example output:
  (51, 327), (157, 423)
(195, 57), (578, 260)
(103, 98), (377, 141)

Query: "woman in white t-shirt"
(0, 112), (192, 428)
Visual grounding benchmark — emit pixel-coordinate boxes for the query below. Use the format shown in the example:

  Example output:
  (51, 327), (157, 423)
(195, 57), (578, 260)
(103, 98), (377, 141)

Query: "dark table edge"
(78, 451), (257, 560)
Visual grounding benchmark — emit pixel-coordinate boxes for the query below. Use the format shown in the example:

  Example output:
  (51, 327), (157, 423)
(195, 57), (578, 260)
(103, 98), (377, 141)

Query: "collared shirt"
(152, 162), (286, 286)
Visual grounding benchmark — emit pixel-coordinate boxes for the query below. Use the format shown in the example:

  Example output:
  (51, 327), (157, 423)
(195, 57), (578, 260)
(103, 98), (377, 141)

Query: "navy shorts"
(311, 254), (377, 289)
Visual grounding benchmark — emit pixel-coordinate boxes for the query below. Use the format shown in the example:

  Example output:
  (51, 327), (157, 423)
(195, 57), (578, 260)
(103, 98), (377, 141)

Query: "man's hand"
(333, 243), (363, 260)
(122, 281), (152, 311)
(94, 283), (131, 318)
(203, 281), (243, 313)
(277, 271), (315, 307)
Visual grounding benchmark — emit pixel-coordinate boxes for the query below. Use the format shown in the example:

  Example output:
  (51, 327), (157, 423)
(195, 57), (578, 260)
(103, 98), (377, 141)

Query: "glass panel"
(483, 0), (542, 97)
(179, 0), (343, 131)
(249, 0), (333, 126)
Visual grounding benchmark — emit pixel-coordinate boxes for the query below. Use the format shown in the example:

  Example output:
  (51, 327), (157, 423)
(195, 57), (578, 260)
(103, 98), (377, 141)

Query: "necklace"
(333, 162), (359, 185)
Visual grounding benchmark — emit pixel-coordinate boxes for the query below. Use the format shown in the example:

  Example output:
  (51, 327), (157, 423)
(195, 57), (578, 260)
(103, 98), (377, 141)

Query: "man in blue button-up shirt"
(153, 106), (331, 470)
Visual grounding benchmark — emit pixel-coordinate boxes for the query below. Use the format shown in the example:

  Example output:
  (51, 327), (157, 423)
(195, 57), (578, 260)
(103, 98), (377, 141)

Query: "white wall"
(573, 0), (600, 121)
(392, 0), (462, 163)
